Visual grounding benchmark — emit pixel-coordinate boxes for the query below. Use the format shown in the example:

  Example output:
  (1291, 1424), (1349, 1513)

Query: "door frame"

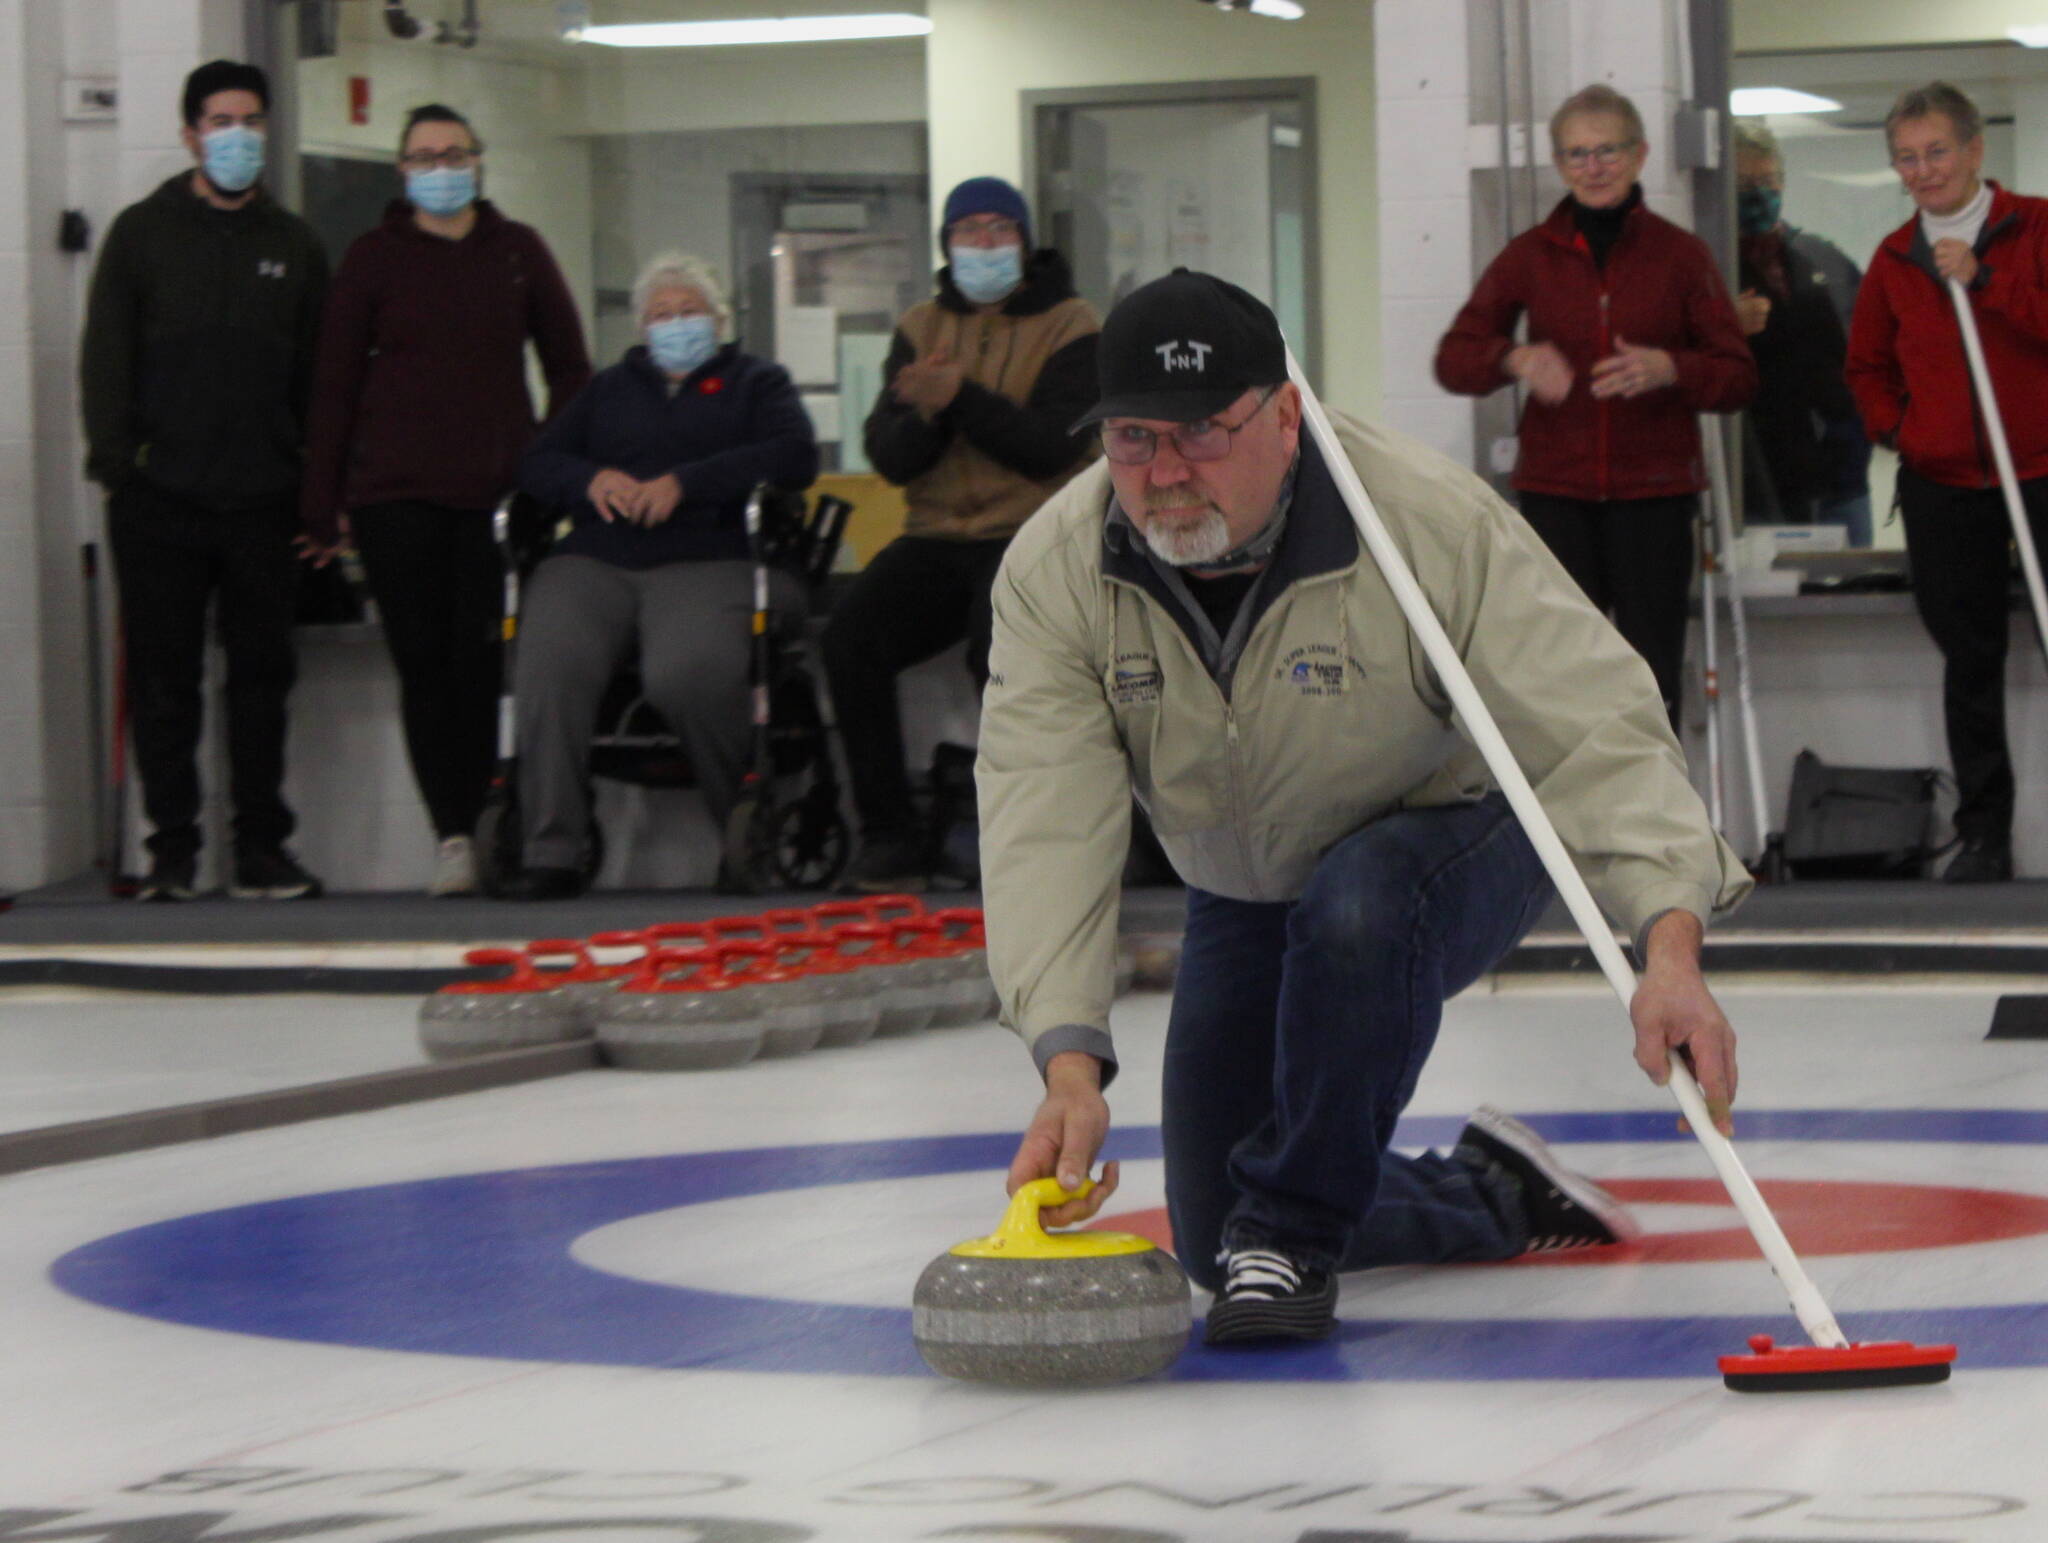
(1023, 76), (1322, 385)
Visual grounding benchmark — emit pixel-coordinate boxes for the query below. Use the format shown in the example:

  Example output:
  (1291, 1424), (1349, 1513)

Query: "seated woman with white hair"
(506, 251), (819, 898)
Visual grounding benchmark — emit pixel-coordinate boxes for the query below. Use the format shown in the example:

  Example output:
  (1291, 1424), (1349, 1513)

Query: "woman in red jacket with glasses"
(1846, 83), (2048, 884)
(1436, 84), (1756, 732)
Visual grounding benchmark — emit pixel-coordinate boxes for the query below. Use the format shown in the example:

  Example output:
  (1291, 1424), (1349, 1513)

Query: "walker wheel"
(773, 796), (849, 890)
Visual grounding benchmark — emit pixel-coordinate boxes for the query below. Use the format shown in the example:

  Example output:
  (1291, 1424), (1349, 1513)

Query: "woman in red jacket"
(1847, 83), (2048, 883)
(1436, 84), (1756, 730)
(301, 104), (591, 895)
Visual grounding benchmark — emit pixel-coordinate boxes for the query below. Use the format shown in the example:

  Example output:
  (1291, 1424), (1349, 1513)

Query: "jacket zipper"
(1223, 706), (1262, 900)
(1597, 287), (1612, 501)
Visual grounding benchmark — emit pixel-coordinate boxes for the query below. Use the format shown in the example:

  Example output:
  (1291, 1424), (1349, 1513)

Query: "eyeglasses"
(1891, 144), (1958, 173)
(1560, 140), (1637, 168)
(950, 215), (1022, 244)
(400, 147), (482, 170)
(1100, 388), (1278, 466)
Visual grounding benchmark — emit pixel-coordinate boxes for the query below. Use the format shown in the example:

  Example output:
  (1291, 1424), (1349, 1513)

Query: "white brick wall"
(0, 0), (45, 890)
(0, 0), (240, 890)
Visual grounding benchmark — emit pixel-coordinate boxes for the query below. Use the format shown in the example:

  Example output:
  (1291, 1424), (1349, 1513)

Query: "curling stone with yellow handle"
(912, 1178), (1191, 1386)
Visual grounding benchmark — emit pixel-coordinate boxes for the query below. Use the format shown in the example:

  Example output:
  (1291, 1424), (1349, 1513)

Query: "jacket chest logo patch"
(257, 259), (287, 279)
(1111, 652), (1163, 707)
(1276, 644), (1355, 697)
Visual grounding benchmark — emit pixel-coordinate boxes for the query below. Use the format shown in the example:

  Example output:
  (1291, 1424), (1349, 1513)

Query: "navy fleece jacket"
(519, 343), (820, 567)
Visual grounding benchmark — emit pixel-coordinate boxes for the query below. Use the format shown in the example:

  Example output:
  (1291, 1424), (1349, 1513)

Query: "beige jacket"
(976, 409), (1752, 1077)
(863, 251), (1101, 541)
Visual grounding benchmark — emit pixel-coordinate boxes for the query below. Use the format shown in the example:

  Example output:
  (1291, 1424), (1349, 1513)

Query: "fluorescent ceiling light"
(1730, 87), (1843, 115)
(579, 13), (932, 47)
(2010, 24), (2048, 46)
(1249, 0), (1306, 17)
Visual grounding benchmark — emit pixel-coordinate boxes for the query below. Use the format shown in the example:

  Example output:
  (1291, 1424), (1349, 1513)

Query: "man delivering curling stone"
(979, 269), (1752, 1345)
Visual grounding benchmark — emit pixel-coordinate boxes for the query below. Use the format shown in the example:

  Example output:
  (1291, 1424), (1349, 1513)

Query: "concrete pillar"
(2016, 80), (2048, 198)
(0, 0), (243, 890)
(0, 0), (50, 889)
(1373, 0), (1475, 464)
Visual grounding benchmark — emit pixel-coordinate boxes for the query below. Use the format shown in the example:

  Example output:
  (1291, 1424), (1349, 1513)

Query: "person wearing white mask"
(507, 254), (820, 898)
(81, 60), (330, 903)
(825, 177), (1101, 892)
(301, 103), (590, 897)
(1847, 82), (2048, 884)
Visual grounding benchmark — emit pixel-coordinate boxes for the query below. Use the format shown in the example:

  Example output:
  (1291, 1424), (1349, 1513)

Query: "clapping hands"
(891, 346), (965, 419)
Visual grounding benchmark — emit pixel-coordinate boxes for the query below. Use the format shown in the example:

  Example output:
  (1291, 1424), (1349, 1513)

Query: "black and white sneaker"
(229, 846), (324, 901)
(138, 854), (199, 902)
(1202, 1247), (1338, 1345)
(1456, 1105), (1640, 1254)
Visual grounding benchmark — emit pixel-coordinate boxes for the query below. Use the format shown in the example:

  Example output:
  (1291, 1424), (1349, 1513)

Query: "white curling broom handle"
(1698, 511), (1725, 831)
(1700, 415), (1773, 865)
(1949, 278), (2048, 671)
(1285, 351), (1849, 1350)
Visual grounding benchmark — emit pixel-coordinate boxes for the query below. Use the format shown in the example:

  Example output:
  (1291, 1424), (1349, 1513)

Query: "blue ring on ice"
(48, 1109), (2048, 1380)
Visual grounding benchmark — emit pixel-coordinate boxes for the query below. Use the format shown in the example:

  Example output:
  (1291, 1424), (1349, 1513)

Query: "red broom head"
(1719, 1334), (1956, 1393)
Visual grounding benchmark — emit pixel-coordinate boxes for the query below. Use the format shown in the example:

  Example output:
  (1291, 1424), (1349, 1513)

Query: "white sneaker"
(430, 835), (478, 897)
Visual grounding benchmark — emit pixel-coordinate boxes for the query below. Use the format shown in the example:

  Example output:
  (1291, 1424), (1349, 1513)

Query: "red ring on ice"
(1096, 1178), (2048, 1265)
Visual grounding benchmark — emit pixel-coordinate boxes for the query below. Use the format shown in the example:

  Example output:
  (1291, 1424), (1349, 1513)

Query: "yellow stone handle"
(997, 1176), (1095, 1241)
(950, 1175), (1153, 1260)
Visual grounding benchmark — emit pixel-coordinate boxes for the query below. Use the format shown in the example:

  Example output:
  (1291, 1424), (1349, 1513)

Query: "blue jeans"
(1162, 794), (1553, 1290)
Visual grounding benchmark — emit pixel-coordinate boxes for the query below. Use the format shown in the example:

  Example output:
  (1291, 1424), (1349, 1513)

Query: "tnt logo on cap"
(1074, 268), (1287, 428)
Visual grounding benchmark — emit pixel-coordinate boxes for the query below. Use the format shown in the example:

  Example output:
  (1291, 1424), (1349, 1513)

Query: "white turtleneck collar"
(1921, 182), (1992, 252)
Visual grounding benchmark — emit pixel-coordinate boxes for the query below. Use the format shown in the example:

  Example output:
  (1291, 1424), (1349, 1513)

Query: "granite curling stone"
(912, 1178), (1192, 1387)
(596, 948), (764, 1070)
(417, 947), (588, 1060)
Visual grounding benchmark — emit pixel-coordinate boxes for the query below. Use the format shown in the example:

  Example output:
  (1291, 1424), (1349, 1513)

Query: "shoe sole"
(1466, 1105), (1641, 1243)
(1203, 1289), (1339, 1346)
(228, 884), (322, 900)
(137, 887), (197, 902)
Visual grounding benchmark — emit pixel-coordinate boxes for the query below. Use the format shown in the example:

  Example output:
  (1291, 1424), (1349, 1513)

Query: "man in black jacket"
(1734, 120), (1873, 544)
(823, 177), (1100, 891)
(80, 60), (330, 901)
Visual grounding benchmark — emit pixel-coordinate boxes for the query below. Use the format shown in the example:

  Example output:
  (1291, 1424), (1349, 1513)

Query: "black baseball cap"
(1072, 268), (1288, 429)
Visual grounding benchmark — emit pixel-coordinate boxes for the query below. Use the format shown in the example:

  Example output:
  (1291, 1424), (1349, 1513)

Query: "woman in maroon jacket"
(1847, 83), (2048, 883)
(1436, 84), (1756, 731)
(302, 104), (591, 895)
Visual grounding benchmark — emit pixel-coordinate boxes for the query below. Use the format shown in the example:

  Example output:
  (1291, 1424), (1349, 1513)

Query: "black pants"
(1899, 466), (2048, 845)
(1516, 492), (1696, 731)
(350, 502), (502, 840)
(821, 534), (1009, 838)
(106, 480), (300, 863)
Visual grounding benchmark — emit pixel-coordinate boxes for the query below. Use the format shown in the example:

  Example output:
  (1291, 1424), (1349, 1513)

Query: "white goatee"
(1140, 507), (1233, 567)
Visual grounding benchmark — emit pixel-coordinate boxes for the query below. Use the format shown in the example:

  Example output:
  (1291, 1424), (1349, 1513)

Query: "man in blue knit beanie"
(823, 177), (1100, 891)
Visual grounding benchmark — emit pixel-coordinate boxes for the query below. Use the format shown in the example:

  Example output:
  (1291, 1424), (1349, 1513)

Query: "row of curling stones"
(416, 895), (1121, 1064)
(913, 1177), (1192, 1387)
(418, 903), (990, 1065)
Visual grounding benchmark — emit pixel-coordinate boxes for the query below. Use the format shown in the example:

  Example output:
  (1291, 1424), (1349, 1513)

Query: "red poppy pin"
(698, 376), (725, 395)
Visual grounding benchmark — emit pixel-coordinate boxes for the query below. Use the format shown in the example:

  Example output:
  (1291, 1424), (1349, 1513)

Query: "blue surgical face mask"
(1738, 185), (1782, 236)
(949, 242), (1024, 305)
(407, 165), (478, 218)
(200, 124), (265, 194)
(647, 314), (719, 377)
